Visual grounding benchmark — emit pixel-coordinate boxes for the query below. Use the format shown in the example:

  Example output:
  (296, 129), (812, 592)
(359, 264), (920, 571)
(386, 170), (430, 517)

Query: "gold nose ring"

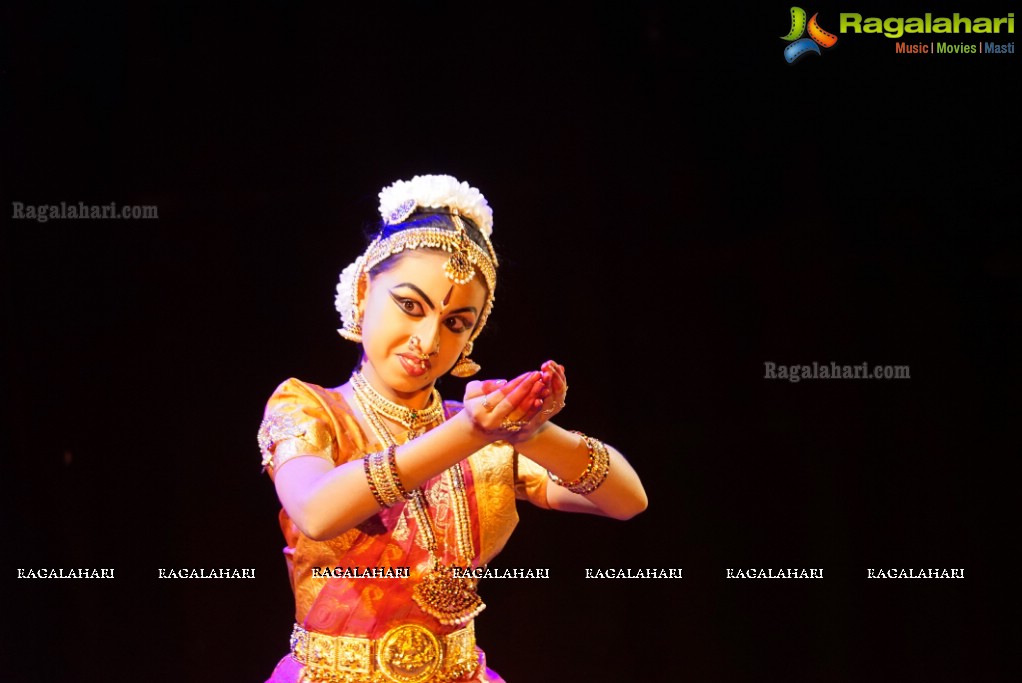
(409, 336), (428, 357)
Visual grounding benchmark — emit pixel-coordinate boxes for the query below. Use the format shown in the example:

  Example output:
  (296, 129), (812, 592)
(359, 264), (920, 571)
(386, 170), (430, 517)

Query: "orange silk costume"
(260, 378), (550, 683)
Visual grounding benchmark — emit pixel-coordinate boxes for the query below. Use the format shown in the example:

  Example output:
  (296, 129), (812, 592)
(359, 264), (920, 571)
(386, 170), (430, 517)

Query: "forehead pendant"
(442, 211), (477, 286)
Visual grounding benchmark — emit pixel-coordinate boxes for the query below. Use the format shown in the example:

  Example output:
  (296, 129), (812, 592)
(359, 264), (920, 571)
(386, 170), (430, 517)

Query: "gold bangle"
(386, 444), (409, 500)
(546, 432), (591, 489)
(364, 445), (404, 507)
(363, 453), (388, 508)
(376, 446), (404, 506)
(548, 432), (611, 496)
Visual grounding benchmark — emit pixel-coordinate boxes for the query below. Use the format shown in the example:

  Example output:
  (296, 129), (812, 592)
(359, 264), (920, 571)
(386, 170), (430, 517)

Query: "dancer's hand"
(536, 360), (567, 422)
(505, 360), (567, 444)
(466, 361), (567, 444)
(461, 371), (547, 439)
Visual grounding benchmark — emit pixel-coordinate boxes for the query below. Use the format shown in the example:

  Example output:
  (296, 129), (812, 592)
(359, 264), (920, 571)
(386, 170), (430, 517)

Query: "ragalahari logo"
(781, 7), (838, 63)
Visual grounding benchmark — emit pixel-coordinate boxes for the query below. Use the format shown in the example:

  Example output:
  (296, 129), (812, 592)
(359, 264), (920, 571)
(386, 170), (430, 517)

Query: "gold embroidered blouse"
(259, 377), (550, 626)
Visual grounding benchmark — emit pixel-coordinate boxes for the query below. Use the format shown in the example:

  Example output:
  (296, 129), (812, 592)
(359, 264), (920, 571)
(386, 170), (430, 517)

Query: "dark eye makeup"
(390, 288), (476, 333)
(390, 292), (424, 316)
(445, 316), (473, 333)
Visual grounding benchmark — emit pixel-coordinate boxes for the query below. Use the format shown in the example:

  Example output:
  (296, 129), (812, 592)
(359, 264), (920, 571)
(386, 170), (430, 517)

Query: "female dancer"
(259, 174), (647, 682)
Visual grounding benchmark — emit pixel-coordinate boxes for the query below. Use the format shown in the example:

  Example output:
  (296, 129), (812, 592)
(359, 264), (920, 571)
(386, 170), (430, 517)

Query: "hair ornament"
(385, 198), (417, 226)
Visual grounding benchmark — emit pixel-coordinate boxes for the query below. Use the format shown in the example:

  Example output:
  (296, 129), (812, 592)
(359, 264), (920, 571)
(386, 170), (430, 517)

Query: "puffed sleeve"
(513, 452), (551, 509)
(257, 378), (337, 472)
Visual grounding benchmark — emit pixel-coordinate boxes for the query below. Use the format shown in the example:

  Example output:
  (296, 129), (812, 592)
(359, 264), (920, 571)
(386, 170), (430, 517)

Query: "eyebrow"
(392, 283), (435, 310)
(446, 306), (478, 318)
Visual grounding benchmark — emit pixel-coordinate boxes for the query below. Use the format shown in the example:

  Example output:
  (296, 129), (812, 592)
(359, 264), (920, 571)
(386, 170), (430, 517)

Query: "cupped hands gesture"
(461, 360), (568, 443)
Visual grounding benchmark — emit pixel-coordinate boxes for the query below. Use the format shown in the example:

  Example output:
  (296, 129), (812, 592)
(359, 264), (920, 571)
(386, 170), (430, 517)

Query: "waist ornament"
(290, 621), (478, 683)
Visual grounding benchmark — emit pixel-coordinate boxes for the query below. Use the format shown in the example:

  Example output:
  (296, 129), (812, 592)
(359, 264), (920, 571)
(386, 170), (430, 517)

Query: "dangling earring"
(450, 341), (480, 378)
(338, 312), (363, 343)
(337, 322), (362, 343)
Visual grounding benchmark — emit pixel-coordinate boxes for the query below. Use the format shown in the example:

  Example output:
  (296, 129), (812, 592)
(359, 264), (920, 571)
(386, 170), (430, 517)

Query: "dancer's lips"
(398, 354), (430, 377)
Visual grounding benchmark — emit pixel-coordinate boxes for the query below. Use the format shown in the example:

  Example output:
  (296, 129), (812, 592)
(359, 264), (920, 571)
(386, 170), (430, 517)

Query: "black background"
(2, 2), (1017, 681)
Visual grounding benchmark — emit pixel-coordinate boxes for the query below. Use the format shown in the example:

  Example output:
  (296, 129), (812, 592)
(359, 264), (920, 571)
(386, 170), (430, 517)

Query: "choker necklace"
(351, 370), (444, 438)
(349, 376), (484, 626)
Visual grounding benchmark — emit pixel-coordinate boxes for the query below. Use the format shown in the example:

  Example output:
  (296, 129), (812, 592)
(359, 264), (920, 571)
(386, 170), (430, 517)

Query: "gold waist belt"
(290, 621), (478, 683)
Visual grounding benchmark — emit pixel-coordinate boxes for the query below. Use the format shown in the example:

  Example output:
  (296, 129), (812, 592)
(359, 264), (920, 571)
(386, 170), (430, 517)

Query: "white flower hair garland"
(378, 174), (493, 237)
(334, 257), (364, 337)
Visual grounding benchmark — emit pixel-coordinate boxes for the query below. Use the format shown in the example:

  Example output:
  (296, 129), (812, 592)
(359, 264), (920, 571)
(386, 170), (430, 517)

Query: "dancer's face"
(360, 249), (487, 401)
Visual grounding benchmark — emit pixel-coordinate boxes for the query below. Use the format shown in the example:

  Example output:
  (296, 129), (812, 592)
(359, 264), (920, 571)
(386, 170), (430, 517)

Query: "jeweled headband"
(335, 174), (498, 347)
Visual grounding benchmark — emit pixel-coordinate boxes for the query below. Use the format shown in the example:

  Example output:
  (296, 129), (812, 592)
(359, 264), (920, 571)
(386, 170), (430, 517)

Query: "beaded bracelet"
(377, 445), (405, 506)
(370, 450), (394, 504)
(363, 445), (405, 507)
(547, 432), (611, 496)
(386, 445), (409, 500)
(363, 453), (387, 507)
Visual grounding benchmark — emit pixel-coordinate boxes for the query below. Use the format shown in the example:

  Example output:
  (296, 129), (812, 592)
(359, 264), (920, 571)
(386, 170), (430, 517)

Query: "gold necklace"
(351, 370), (444, 438)
(350, 377), (484, 626)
